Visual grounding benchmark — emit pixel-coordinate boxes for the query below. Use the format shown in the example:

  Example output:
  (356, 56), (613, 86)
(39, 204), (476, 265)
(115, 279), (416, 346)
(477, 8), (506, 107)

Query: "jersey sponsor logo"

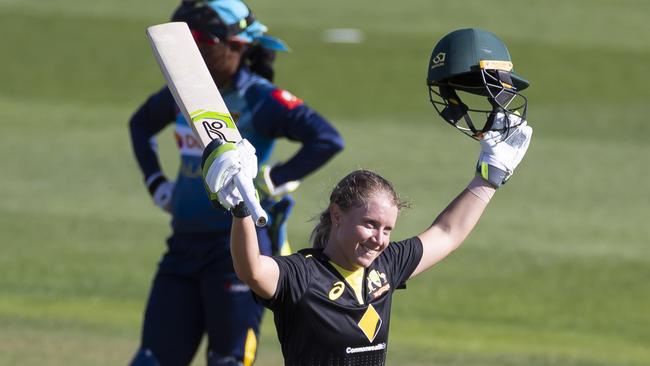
(225, 281), (251, 293)
(357, 304), (382, 342)
(328, 281), (345, 301)
(367, 269), (390, 299)
(271, 88), (303, 110)
(175, 124), (203, 156)
(345, 343), (386, 354)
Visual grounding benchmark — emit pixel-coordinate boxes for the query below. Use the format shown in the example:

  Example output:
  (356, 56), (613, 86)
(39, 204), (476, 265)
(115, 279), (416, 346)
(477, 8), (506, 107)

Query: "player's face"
(331, 192), (398, 270)
(197, 38), (246, 87)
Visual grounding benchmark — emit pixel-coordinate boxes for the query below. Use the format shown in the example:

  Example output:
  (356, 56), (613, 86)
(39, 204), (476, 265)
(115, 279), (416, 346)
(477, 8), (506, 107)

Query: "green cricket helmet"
(427, 28), (529, 140)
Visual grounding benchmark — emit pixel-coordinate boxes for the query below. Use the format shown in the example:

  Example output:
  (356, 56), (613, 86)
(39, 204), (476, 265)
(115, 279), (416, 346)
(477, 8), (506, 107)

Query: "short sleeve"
(255, 253), (312, 311)
(380, 236), (424, 289)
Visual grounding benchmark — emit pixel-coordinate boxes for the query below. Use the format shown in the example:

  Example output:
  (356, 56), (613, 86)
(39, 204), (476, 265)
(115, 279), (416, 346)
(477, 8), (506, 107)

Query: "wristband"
(146, 173), (167, 196)
(476, 161), (509, 188)
(231, 201), (251, 218)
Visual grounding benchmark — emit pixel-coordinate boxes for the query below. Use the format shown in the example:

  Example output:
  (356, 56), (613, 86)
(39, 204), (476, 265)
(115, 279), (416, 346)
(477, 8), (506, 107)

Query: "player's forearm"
(128, 89), (175, 178)
(231, 216), (261, 280)
(271, 139), (343, 184)
(129, 117), (164, 179)
(430, 183), (490, 248)
(413, 177), (493, 276)
(230, 217), (279, 298)
(268, 107), (344, 184)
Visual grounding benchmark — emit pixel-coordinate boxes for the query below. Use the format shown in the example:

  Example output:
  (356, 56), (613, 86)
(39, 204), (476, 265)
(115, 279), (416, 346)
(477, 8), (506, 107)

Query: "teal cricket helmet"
(172, 0), (289, 51)
(427, 28), (529, 140)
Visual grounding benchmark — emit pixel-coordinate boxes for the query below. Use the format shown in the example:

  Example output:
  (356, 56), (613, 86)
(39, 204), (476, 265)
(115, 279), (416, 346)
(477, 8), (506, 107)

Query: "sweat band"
(467, 175), (496, 203)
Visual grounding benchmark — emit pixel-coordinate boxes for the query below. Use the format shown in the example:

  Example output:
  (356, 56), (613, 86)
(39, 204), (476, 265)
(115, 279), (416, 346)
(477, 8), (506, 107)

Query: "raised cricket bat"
(146, 22), (267, 226)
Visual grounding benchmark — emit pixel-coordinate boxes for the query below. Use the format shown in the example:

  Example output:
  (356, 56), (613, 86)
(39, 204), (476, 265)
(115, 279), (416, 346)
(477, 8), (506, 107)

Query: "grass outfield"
(1, 0), (649, 365)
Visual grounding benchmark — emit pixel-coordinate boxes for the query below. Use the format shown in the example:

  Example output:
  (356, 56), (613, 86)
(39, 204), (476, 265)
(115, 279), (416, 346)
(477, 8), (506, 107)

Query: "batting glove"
(254, 165), (300, 202)
(146, 173), (174, 213)
(202, 139), (259, 217)
(476, 113), (533, 188)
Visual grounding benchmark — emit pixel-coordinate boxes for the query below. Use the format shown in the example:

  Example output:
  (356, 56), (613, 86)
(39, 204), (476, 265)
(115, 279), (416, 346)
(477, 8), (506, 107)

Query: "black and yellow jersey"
(257, 237), (423, 366)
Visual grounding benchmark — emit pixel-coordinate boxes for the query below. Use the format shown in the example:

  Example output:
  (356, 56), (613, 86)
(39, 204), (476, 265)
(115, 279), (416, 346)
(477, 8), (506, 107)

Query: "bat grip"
(234, 174), (267, 227)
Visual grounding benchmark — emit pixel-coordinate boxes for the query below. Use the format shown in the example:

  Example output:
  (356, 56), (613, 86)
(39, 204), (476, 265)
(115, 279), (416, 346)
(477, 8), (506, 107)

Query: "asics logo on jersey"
(328, 281), (345, 300)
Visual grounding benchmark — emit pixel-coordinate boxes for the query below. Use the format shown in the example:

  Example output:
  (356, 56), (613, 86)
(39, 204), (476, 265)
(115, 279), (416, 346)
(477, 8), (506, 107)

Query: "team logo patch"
(357, 304), (382, 342)
(430, 52), (446, 69)
(366, 269), (390, 299)
(271, 89), (303, 110)
(329, 281), (345, 301)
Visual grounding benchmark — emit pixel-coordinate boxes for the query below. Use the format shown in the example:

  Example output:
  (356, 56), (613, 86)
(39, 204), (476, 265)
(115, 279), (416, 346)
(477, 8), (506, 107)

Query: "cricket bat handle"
(234, 173), (268, 227)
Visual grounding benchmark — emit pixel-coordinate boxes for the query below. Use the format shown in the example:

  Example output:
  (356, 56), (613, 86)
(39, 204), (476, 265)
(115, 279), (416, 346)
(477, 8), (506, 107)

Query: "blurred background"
(1, 0), (648, 364)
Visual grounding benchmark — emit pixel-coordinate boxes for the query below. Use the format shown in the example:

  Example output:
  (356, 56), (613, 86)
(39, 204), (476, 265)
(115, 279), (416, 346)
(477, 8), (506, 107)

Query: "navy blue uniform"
(129, 66), (343, 365)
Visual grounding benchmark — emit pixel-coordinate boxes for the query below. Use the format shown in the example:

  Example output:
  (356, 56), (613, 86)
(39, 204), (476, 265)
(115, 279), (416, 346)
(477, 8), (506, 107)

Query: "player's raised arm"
(411, 119), (532, 277)
(202, 138), (280, 299)
(412, 28), (534, 278)
(230, 216), (280, 299)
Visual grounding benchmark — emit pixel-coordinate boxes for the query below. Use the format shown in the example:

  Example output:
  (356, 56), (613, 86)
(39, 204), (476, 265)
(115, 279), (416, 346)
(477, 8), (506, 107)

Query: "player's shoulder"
(380, 236), (423, 260)
(147, 86), (176, 106)
(275, 247), (326, 269)
(270, 248), (324, 285)
(296, 247), (328, 261)
(240, 71), (305, 111)
(138, 86), (178, 117)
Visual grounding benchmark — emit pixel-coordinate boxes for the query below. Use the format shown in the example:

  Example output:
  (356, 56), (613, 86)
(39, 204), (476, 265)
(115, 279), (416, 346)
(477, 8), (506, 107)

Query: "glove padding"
(254, 164), (300, 202)
(476, 113), (533, 188)
(202, 139), (258, 216)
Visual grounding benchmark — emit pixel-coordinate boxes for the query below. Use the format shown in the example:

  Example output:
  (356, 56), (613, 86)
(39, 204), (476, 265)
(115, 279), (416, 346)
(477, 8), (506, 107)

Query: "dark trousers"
(132, 228), (272, 366)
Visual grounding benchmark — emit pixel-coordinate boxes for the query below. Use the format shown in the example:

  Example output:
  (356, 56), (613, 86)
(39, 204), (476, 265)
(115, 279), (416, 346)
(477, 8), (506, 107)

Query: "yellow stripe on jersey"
(243, 328), (257, 366)
(330, 261), (365, 305)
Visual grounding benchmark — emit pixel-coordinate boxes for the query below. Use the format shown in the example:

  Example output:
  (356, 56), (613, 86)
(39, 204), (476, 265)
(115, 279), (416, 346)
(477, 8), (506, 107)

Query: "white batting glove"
(146, 173), (174, 213)
(236, 139), (259, 181)
(254, 164), (300, 201)
(203, 139), (258, 214)
(476, 113), (533, 188)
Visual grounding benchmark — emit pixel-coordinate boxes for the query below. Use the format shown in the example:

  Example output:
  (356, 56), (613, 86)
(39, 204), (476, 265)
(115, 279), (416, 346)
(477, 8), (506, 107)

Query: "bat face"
(146, 22), (242, 148)
(147, 21), (267, 227)
(190, 109), (241, 143)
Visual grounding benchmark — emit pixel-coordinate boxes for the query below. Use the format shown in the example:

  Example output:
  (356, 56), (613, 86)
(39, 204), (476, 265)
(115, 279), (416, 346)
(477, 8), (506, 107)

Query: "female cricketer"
(127, 1), (343, 365)
(201, 28), (533, 365)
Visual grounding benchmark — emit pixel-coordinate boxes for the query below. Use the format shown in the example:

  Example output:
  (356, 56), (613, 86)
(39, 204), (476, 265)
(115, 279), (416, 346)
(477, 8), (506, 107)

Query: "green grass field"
(1, 0), (649, 364)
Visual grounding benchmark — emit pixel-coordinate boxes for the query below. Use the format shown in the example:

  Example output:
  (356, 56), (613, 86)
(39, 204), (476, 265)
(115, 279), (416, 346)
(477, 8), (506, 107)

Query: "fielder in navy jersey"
(128, 1), (343, 365)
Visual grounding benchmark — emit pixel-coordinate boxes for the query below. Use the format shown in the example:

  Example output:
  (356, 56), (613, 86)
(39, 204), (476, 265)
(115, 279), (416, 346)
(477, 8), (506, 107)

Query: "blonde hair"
(310, 169), (409, 249)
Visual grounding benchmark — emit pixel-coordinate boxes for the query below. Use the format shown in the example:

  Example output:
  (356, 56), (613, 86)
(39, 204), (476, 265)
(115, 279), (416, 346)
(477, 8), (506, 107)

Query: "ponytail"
(309, 208), (332, 249)
(244, 44), (276, 82)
